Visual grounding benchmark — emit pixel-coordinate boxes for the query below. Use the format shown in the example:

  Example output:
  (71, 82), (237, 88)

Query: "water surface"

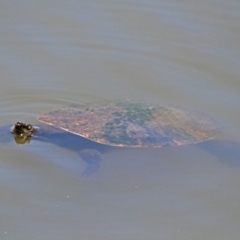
(0, 0), (240, 239)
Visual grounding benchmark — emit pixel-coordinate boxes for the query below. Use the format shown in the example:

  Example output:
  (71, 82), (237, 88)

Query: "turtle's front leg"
(79, 149), (103, 176)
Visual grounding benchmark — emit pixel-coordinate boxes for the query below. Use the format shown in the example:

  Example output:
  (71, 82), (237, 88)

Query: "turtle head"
(11, 122), (38, 145)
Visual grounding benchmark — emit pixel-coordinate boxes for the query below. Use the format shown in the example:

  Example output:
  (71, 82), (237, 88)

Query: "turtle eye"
(27, 124), (33, 130)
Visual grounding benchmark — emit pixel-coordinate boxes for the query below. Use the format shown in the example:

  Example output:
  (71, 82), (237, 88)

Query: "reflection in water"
(199, 140), (240, 167)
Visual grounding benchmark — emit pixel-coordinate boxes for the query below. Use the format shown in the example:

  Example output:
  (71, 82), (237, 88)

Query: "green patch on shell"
(101, 102), (155, 146)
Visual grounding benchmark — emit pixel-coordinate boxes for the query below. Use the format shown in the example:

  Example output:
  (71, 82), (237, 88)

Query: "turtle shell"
(37, 101), (221, 148)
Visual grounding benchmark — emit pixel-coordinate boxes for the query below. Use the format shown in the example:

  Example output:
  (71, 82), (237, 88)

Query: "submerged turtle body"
(10, 101), (221, 175)
(37, 101), (220, 148)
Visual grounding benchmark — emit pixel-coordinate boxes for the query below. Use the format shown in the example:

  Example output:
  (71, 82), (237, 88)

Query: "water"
(0, 0), (240, 239)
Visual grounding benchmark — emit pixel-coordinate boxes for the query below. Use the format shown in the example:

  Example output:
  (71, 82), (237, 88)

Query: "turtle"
(10, 100), (222, 175)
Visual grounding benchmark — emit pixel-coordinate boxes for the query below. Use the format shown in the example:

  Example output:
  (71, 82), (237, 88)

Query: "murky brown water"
(0, 0), (240, 239)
